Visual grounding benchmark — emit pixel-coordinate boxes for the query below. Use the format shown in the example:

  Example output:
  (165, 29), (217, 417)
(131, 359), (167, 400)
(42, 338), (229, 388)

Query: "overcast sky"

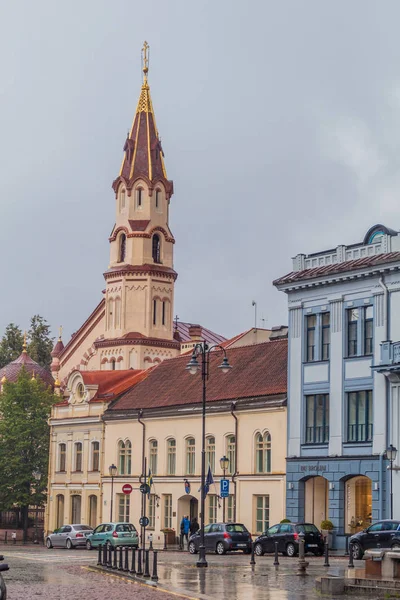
(1, 0), (400, 343)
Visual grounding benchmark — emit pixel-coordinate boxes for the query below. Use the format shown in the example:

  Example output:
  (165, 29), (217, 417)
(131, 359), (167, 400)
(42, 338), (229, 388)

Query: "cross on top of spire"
(142, 41), (149, 82)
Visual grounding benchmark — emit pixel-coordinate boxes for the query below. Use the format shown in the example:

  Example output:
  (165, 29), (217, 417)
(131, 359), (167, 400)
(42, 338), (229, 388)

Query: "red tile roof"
(110, 339), (287, 412)
(81, 369), (148, 401)
(274, 252), (400, 287)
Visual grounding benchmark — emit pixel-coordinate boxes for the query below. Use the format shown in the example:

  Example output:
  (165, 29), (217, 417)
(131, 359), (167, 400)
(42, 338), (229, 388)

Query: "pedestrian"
(180, 515), (190, 549)
(190, 516), (199, 536)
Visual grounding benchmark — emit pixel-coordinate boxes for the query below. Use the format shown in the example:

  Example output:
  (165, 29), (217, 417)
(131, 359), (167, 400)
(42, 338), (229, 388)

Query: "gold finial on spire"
(54, 377), (61, 387)
(31, 371), (36, 381)
(23, 331), (27, 353)
(59, 325), (63, 341)
(1, 375), (7, 385)
(142, 41), (149, 82)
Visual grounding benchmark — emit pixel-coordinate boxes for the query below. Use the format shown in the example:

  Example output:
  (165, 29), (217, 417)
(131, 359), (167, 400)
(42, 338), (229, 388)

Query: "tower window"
(136, 188), (143, 208)
(153, 299), (157, 325)
(162, 301), (166, 326)
(118, 234), (126, 263)
(152, 234), (161, 263)
(110, 358), (116, 371)
(155, 189), (161, 210)
(120, 189), (126, 210)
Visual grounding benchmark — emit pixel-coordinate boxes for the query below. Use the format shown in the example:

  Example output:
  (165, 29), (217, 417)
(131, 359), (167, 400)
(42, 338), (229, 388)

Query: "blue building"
(274, 224), (400, 549)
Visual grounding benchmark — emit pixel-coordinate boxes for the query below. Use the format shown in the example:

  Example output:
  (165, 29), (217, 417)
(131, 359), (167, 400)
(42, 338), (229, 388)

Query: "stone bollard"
(163, 532), (167, 551)
(4, 532), (7, 545)
(250, 542), (256, 566)
(348, 542), (354, 569)
(324, 540), (330, 567)
(12, 532), (16, 545)
(130, 548), (136, 575)
(274, 541), (279, 566)
(179, 534), (183, 551)
(124, 547), (129, 571)
(151, 550), (159, 581)
(113, 546), (118, 570)
(144, 549), (151, 578)
(97, 544), (102, 566)
(296, 533), (309, 576)
(149, 533), (153, 551)
(118, 546), (123, 570)
(102, 543), (107, 566)
(137, 549), (143, 576)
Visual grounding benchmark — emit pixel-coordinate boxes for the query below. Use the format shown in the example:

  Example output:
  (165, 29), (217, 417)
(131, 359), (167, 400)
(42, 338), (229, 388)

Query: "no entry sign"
(122, 483), (133, 495)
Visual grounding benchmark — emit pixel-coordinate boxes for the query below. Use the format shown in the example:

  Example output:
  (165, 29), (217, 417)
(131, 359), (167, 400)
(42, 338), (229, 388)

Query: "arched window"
(118, 440), (132, 475)
(152, 234), (161, 263)
(226, 435), (236, 475)
(118, 234), (126, 263)
(153, 299), (157, 325)
(108, 298), (114, 330)
(56, 494), (64, 528)
(255, 432), (271, 474)
(88, 495), (97, 528)
(149, 440), (158, 475)
(162, 300), (167, 326)
(120, 189), (126, 211)
(186, 437), (195, 475)
(114, 298), (121, 329)
(91, 441), (100, 472)
(167, 438), (176, 475)
(75, 442), (83, 472)
(155, 189), (161, 210)
(136, 187), (143, 208)
(58, 443), (66, 472)
(71, 495), (81, 523)
(206, 436), (215, 472)
(110, 358), (116, 371)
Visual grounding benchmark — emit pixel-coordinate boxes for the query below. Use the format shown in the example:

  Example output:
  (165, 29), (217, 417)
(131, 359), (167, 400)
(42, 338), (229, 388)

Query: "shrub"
(280, 519), (291, 523)
(320, 520), (334, 531)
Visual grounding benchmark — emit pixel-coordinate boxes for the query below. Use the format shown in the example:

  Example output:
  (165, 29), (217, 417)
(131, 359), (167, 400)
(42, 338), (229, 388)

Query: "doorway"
(345, 475), (372, 534)
(304, 476), (328, 527)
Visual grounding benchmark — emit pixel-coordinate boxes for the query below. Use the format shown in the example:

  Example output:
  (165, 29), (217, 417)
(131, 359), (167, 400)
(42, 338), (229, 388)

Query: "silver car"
(46, 524), (93, 549)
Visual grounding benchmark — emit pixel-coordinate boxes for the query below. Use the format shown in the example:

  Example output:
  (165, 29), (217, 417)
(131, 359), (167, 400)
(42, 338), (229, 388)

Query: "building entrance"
(304, 476), (328, 527)
(345, 475), (372, 534)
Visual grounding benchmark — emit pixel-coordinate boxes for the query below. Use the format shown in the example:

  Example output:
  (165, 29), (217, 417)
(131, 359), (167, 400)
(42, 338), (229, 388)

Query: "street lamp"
(186, 343), (232, 568)
(32, 470), (41, 544)
(109, 464), (117, 522)
(387, 445), (397, 520)
(219, 455), (229, 523)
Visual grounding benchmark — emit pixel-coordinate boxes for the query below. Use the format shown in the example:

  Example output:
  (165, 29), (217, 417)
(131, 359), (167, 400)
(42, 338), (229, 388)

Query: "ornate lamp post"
(32, 470), (41, 544)
(387, 445), (397, 520)
(219, 455), (229, 522)
(109, 464), (117, 522)
(186, 343), (232, 568)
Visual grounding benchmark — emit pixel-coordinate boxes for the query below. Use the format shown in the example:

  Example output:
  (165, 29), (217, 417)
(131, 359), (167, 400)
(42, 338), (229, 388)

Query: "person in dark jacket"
(189, 516), (199, 536)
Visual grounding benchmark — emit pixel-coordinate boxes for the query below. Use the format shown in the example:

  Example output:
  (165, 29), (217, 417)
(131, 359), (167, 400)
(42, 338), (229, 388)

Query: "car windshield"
(225, 524), (248, 533)
(116, 524), (136, 532)
(74, 525), (93, 531)
(296, 524), (319, 534)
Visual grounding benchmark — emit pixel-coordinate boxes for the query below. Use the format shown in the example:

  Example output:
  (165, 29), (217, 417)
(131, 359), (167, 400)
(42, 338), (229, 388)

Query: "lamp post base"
(196, 546), (208, 568)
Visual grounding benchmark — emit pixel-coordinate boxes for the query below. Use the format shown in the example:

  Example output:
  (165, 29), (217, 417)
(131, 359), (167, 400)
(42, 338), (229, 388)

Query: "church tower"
(99, 42), (180, 369)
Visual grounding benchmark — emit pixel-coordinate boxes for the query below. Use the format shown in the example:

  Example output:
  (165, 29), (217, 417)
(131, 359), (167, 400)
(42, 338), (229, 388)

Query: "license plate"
(122, 533), (131, 537)
(236, 544), (246, 547)
(308, 544), (317, 547)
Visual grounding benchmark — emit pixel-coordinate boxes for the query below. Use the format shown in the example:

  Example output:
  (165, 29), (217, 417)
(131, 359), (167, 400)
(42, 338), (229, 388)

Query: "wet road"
(1, 545), (368, 600)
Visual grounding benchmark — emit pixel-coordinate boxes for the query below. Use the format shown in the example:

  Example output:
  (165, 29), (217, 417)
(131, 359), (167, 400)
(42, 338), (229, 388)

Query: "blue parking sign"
(220, 478), (230, 498)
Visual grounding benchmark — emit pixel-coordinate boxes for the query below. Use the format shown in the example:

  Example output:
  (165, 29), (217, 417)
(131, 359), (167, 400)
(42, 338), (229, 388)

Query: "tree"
(0, 369), (57, 540)
(27, 315), (54, 369)
(0, 323), (23, 368)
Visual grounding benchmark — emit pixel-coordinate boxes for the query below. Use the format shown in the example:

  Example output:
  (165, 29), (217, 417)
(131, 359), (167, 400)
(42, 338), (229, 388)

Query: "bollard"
(296, 533), (309, 576)
(97, 544), (102, 566)
(103, 543), (107, 566)
(348, 542), (354, 569)
(163, 532), (167, 551)
(144, 549), (151, 578)
(149, 534), (153, 551)
(12, 532), (16, 545)
(273, 541), (279, 566)
(137, 549), (143, 576)
(250, 542), (256, 566)
(151, 550), (159, 581)
(108, 544), (112, 568)
(113, 545), (118, 570)
(118, 546), (123, 570)
(4, 532), (7, 545)
(124, 547), (129, 571)
(130, 548), (136, 575)
(324, 540), (330, 567)
(179, 534), (183, 551)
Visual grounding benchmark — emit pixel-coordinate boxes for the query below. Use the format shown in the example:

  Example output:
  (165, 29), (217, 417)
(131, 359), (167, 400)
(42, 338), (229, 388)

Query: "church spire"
(113, 41), (172, 195)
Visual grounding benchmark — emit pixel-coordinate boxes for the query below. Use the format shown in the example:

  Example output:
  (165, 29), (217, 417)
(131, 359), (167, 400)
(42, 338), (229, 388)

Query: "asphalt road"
(0, 545), (369, 600)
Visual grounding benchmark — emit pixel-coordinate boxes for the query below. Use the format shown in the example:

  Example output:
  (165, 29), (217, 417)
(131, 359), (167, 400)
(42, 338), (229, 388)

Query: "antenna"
(252, 300), (257, 330)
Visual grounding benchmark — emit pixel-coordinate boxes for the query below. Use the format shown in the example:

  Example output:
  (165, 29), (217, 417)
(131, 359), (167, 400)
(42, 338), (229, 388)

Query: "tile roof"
(81, 369), (148, 401)
(110, 339), (287, 412)
(128, 220), (150, 232)
(175, 322), (226, 345)
(274, 252), (400, 287)
(0, 351), (54, 387)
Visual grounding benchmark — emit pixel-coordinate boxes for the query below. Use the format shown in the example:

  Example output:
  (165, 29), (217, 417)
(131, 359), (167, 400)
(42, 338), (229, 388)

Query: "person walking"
(190, 516), (199, 536)
(180, 515), (190, 549)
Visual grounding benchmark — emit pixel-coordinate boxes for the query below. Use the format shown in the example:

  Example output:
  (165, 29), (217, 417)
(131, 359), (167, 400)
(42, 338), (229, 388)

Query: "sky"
(1, 0), (400, 343)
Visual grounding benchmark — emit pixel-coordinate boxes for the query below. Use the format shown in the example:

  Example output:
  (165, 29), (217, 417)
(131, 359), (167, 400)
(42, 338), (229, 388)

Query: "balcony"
(374, 342), (400, 380)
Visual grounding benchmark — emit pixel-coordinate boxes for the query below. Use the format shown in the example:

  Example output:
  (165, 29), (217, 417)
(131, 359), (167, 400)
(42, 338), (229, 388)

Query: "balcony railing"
(380, 341), (400, 366)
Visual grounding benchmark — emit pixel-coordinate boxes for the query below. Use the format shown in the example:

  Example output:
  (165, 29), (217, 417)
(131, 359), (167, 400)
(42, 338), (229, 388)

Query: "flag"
(147, 469), (153, 498)
(204, 465), (214, 497)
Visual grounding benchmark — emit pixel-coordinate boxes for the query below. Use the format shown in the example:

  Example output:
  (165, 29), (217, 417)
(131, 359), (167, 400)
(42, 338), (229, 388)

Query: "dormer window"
(152, 234), (161, 263)
(118, 234), (126, 263)
(136, 188), (143, 208)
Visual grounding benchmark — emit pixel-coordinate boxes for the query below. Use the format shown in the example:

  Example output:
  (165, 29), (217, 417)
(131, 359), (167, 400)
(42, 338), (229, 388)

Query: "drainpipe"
(231, 402), (238, 522)
(379, 277), (390, 518)
(138, 409), (145, 547)
(379, 451), (385, 519)
(378, 277), (389, 340)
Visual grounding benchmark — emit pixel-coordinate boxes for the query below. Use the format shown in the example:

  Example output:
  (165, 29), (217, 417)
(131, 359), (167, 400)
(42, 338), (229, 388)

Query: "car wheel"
(46, 538), (53, 549)
(286, 543), (298, 557)
(351, 542), (363, 560)
(86, 540), (93, 551)
(188, 541), (197, 554)
(66, 539), (73, 550)
(216, 542), (226, 555)
(254, 543), (264, 556)
(392, 542), (400, 550)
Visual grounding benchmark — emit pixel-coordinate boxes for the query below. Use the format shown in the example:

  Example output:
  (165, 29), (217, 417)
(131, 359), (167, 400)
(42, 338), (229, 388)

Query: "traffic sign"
(139, 483), (150, 495)
(139, 516), (149, 527)
(220, 478), (230, 498)
(122, 483), (133, 495)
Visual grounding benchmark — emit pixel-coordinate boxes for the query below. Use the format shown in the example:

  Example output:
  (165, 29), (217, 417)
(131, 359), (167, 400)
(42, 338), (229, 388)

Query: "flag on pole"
(147, 469), (153, 498)
(204, 465), (214, 497)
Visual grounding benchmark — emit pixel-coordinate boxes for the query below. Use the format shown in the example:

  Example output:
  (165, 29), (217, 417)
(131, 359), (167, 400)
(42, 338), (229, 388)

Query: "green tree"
(0, 369), (57, 540)
(28, 315), (54, 369)
(0, 323), (24, 368)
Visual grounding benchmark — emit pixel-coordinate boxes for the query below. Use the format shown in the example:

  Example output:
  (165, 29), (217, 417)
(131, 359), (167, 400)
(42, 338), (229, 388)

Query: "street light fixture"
(219, 455), (229, 522)
(109, 464), (117, 522)
(32, 470), (41, 544)
(387, 445), (397, 520)
(186, 343), (232, 568)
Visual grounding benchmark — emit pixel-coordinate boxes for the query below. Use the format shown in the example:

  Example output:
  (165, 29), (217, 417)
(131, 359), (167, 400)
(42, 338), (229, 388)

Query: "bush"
(280, 519), (291, 523)
(320, 520), (334, 531)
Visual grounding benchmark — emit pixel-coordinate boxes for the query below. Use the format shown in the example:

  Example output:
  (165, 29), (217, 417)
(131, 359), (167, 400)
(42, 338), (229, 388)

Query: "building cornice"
(94, 336), (180, 350)
(104, 263), (178, 282)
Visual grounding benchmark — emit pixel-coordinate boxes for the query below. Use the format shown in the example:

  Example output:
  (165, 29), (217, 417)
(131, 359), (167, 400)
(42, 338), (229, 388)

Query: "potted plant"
(320, 519), (334, 547)
(280, 519), (291, 523)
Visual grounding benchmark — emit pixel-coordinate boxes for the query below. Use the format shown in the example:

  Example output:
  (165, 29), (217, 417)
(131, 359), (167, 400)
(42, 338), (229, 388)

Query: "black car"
(188, 522), (252, 555)
(254, 522), (324, 557)
(350, 520), (400, 559)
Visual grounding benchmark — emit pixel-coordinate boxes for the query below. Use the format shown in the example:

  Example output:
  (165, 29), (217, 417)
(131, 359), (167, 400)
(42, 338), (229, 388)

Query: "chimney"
(188, 324), (202, 340)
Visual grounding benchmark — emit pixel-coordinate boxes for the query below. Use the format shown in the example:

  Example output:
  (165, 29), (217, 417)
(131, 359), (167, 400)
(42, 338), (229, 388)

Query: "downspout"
(379, 276), (390, 519)
(99, 417), (106, 523)
(231, 402), (238, 522)
(138, 410), (145, 546)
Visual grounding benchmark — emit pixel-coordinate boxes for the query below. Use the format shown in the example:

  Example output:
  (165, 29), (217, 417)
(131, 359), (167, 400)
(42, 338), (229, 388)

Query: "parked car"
(254, 522), (324, 557)
(46, 524), (93, 549)
(85, 522), (139, 550)
(350, 520), (400, 559)
(188, 522), (252, 555)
